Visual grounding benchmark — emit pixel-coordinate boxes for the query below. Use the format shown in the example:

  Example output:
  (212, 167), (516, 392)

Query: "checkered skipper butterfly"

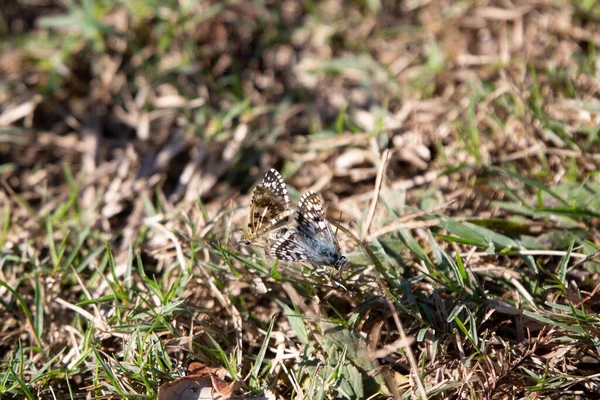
(271, 191), (350, 269)
(239, 169), (292, 248)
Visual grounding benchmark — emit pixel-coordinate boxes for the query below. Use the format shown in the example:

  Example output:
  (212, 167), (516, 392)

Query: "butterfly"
(239, 169), (292, 248)
(271, 191), (350, 269)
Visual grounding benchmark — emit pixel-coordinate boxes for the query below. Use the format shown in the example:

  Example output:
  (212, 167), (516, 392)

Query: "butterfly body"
(240, 169), (292, 248)
(271, 191), (349, 269)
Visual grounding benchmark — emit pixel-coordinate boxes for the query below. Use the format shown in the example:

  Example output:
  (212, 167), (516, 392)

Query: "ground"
(1, 0), (600, 399)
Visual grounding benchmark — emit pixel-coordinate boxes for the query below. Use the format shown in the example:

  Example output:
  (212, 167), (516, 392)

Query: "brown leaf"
(210, 375), (238, 397)
(159, 362), (236, 400)
(158, 375), (215, 400)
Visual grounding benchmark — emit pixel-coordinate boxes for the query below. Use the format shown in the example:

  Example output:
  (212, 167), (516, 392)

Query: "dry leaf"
(158, 362), (236, 400)
(158, 375), (215, 400)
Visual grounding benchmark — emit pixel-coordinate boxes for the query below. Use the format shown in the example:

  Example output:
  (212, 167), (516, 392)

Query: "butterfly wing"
(296, 191), (338, 246)
(271, 191), (349, 267)
(242, 169), (292, 246)
(271, 225), (350, 268)
(271, 229), (315, 262)
(261, 169), (290, 210)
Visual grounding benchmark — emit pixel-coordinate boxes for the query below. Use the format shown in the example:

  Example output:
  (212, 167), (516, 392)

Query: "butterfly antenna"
(335, 211), (343, 234)
(226, 198), (236, 247)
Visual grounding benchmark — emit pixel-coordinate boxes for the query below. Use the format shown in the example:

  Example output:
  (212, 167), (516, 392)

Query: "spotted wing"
(271, 191), (349, 267)
(270, 229), (314, 262)
(242, 169), (291, 245)
(261, 169), (290, 210)
(295, 191), (337, 246)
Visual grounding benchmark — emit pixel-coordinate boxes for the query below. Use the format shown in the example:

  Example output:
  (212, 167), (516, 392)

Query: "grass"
(2, 0), (600, 399)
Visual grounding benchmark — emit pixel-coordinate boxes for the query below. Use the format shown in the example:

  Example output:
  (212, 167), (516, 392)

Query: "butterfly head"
(237, 237), (250, 248)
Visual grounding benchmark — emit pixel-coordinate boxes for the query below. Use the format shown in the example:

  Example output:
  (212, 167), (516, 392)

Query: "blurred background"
(6, 0), (598, 221)
(3, 0), (599, 219)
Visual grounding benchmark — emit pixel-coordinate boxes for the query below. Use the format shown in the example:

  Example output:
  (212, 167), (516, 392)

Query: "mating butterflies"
(239, 169), (292, 248)
(271, 191), (350, 269)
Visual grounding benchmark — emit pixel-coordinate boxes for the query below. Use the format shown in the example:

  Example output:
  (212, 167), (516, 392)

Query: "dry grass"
(2, 0), (600, 399)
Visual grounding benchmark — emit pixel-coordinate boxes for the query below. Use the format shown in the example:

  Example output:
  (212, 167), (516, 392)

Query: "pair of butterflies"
(240, 169), (349, 269)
